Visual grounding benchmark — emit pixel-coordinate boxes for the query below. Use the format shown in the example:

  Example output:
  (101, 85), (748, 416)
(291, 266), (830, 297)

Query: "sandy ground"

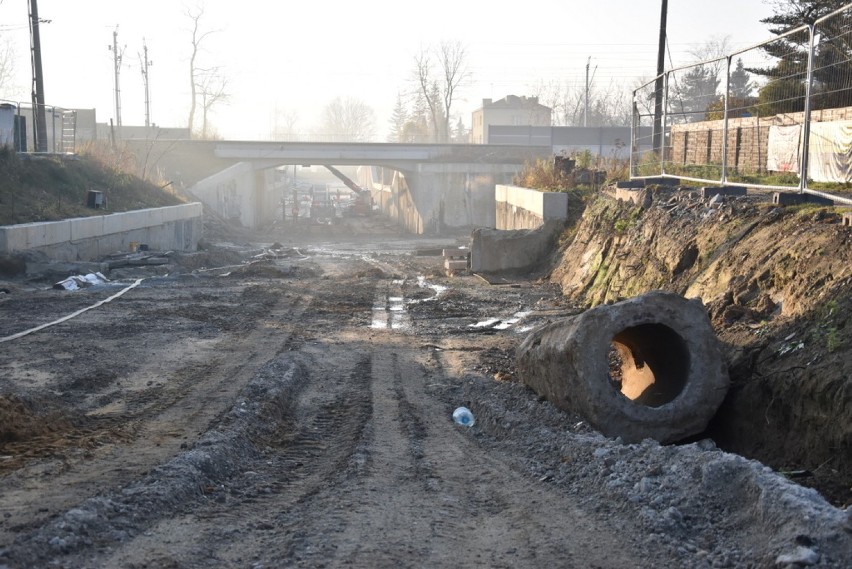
(0, 217), (849, 568)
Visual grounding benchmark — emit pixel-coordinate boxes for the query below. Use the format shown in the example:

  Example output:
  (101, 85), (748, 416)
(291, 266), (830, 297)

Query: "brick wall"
(669, 106), (852, 173)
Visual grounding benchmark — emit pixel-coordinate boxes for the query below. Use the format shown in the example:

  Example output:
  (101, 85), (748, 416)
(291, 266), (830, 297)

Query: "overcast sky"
(0, 0), (777, 140)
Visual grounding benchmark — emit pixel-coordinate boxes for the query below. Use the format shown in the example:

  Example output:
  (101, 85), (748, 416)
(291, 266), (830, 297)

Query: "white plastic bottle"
(452, 406), (475, 427)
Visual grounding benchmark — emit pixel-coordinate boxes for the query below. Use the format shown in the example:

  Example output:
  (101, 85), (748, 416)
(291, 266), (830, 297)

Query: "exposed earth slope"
(551, 187), (852, 506)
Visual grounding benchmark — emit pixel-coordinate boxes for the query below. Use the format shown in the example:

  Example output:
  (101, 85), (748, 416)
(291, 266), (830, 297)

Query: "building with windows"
(470, 95), (552, 144)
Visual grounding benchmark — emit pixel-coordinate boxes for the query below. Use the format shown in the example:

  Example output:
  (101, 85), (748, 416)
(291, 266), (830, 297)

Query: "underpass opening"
(608, 323), (690, 407)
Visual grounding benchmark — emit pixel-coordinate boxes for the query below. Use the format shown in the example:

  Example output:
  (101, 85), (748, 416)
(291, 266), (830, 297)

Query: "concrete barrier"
(470, 220), (563, 273)
(495, 184), (568, 230)
(516, 291), (729, 444)
(0, 203), (203, 262)
(469, 185), (568, 273)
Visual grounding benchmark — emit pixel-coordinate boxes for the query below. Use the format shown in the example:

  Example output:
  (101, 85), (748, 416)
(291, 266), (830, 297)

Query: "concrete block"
(69, 216), (105, 241)
(135, 208), (163, 229)
(541, 191), (568, 221)
(102, 211), (132, 235)
(0, 225), (28, 253)
(25, 220), (70, 248)
(644, 177), (680, 186)
(442, 248), (468, 259)
(443, 258), (468, 271)
(772, 192), (834, 206)
(701, 186), (747, 199)
(843, 212), (852, 227)
(158, 206), (180, 224)
(616, 180), (645, 189)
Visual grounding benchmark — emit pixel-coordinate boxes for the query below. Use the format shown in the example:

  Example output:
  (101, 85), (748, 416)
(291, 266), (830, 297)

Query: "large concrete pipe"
(516, 291), (728, 444)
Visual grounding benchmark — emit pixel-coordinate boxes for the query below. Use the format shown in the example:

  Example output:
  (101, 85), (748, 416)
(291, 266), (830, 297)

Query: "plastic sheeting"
(766, 120), (852, 183)
(807, 120), (852, 184)
(53, 272), (109, 291)
(767, 124), (801, 173)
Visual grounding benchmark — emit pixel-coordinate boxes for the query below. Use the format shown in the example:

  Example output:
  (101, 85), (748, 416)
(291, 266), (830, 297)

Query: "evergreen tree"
(729, 58), (755, 98)
(752, 0), (852, 112)
(387, 93), (408, 142)
(399, 91), (431, 143)
(671, 64), (720, 122)
(452, 117), (469, 143)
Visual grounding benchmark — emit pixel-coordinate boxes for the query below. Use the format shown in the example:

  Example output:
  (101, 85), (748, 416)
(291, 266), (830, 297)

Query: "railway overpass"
(125, 140), (551, 233)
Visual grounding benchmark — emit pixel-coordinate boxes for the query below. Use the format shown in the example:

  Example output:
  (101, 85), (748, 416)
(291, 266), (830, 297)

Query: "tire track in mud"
(0, 284), (315, 553)
(74, 347), (377, 569)
(36, 271), (382, 567)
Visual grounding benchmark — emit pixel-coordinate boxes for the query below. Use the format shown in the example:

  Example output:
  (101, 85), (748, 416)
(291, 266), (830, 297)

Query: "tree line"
(654, 0), (852, 124)
(1, 0), (849, 139)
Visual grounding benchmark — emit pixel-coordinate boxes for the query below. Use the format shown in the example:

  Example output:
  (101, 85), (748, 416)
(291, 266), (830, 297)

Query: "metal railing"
(631, 3), (852, 205)
(0, 100), (77, 154)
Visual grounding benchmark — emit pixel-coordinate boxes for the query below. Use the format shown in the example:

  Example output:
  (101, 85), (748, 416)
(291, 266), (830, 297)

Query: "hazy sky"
(0, 0), (777, 140)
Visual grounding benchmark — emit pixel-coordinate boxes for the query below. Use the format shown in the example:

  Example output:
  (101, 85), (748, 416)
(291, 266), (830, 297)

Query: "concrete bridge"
(125, 140), (551, 234)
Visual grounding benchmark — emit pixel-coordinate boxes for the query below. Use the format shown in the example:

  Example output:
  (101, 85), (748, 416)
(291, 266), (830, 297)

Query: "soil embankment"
(550, 187), (852, 505)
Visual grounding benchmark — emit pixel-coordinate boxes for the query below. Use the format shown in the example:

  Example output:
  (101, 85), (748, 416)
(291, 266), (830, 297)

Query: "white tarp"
(767, 124), (801, 173)
(53, 272), (110, 291)
(0, 104), (15, 148)
(806, 120), (852, 184)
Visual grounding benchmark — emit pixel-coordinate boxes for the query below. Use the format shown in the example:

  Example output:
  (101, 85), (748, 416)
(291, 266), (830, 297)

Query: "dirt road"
(1, 220), (849, 568)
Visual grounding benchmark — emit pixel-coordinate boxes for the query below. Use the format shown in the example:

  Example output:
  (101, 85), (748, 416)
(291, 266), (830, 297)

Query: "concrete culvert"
(516, 291), (728, 444)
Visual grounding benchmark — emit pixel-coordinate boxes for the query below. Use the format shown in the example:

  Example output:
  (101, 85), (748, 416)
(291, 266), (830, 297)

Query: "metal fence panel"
(725, 25), (812, 190)
(663, 56), (728, 184)
(631, 3), (852, 204)
(631, 77), (662, 177)
(806, 7), (852, 191)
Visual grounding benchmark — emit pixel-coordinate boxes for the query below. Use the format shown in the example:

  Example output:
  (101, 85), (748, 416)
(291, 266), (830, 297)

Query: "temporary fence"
(0, 100), (77, 154)
(631, 3), (852, 205)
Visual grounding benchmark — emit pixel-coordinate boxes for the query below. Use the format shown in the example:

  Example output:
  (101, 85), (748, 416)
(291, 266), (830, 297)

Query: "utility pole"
(109, 27), (123, 127)
(141, 39), (152, 128)
(584, 57), (590, 127)
(584, 57), (597, 128)
(28, 0), (48, 152)
(652, 0), (668, 154)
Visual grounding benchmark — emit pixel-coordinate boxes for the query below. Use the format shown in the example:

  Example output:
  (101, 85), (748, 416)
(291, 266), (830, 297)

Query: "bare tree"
(687, 35), (732, 83)
(0, 37), (15, 94)
(197, 68), (229, 139)
(530, 78), (630, 127)
(530, 79), (580, 126)
(271, 107), (300, 140)
(412, 41), (470, 142)
(185, 3), (219, 136)
(318, 96), (376, 142)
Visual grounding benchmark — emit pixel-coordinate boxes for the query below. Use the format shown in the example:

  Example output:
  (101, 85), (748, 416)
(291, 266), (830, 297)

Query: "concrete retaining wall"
(496, 185), (568, 230)
(190, 162), (278, 228)
(470, 220), (564, 273)
(0, 203), (203, 262)
(469, 185), (568, 273)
